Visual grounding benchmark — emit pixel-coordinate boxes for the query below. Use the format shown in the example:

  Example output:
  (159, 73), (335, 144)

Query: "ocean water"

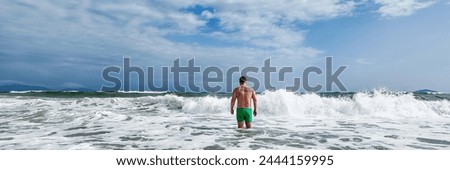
(0, 90), (449, 150)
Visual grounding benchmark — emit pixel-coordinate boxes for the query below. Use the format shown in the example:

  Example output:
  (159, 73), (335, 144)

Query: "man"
(230, 76), (257, 128)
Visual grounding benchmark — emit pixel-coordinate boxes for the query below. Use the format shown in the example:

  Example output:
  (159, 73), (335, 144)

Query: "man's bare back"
(234, 86), (254, 108)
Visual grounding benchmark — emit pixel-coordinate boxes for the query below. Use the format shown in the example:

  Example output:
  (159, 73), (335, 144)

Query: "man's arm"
(230, 89), (237, 114)
(252, 90), (257, 116)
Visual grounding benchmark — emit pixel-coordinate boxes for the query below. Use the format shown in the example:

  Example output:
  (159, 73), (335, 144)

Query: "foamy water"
(0, 90), (449, 149)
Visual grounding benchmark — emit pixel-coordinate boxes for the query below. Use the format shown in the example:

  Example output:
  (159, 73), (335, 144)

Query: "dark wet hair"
(239, 76), (247, 84)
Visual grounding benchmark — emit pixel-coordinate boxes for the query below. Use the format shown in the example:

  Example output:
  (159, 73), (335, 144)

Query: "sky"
(0, 0), (449, 92)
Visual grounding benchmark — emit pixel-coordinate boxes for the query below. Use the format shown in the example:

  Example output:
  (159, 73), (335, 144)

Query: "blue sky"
(0, 0), (449, 92)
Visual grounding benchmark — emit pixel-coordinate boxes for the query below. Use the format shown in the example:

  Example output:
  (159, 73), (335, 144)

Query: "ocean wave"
(118, 90), (168, 94)
(1, 90), (450, 149)
(9, 90), (48, 93)
(1, 90), (449, 119)
(175, 90), (450, 118)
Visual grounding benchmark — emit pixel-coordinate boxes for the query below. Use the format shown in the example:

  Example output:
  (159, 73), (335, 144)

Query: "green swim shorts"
(236, 108), (253, 123)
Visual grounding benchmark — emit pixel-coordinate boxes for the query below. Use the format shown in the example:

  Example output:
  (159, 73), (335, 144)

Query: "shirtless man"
(230, 76), (257, 128)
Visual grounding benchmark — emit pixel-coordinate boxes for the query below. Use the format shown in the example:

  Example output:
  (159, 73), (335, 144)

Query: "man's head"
(239, 76), (247, 85)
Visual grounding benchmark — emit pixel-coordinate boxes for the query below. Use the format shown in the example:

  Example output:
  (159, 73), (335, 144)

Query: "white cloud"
(355, 58), (374, 65)
(1, 0), (357, 70)
(374, 0), (435, 17)
(166, 0), (356, 49)
(201, 10), (214, 19)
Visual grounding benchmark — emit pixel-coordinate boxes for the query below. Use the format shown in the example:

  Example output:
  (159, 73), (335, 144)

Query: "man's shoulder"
(246, 87), (255, 92)
(233, 87), (240, 92)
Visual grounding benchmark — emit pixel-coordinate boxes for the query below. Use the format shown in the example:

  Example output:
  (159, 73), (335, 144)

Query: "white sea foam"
(169, 90), (450, 119)
(0, 90), (449, 150)
(118, 90), (168, 94)
(9, 90), (47, 93)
